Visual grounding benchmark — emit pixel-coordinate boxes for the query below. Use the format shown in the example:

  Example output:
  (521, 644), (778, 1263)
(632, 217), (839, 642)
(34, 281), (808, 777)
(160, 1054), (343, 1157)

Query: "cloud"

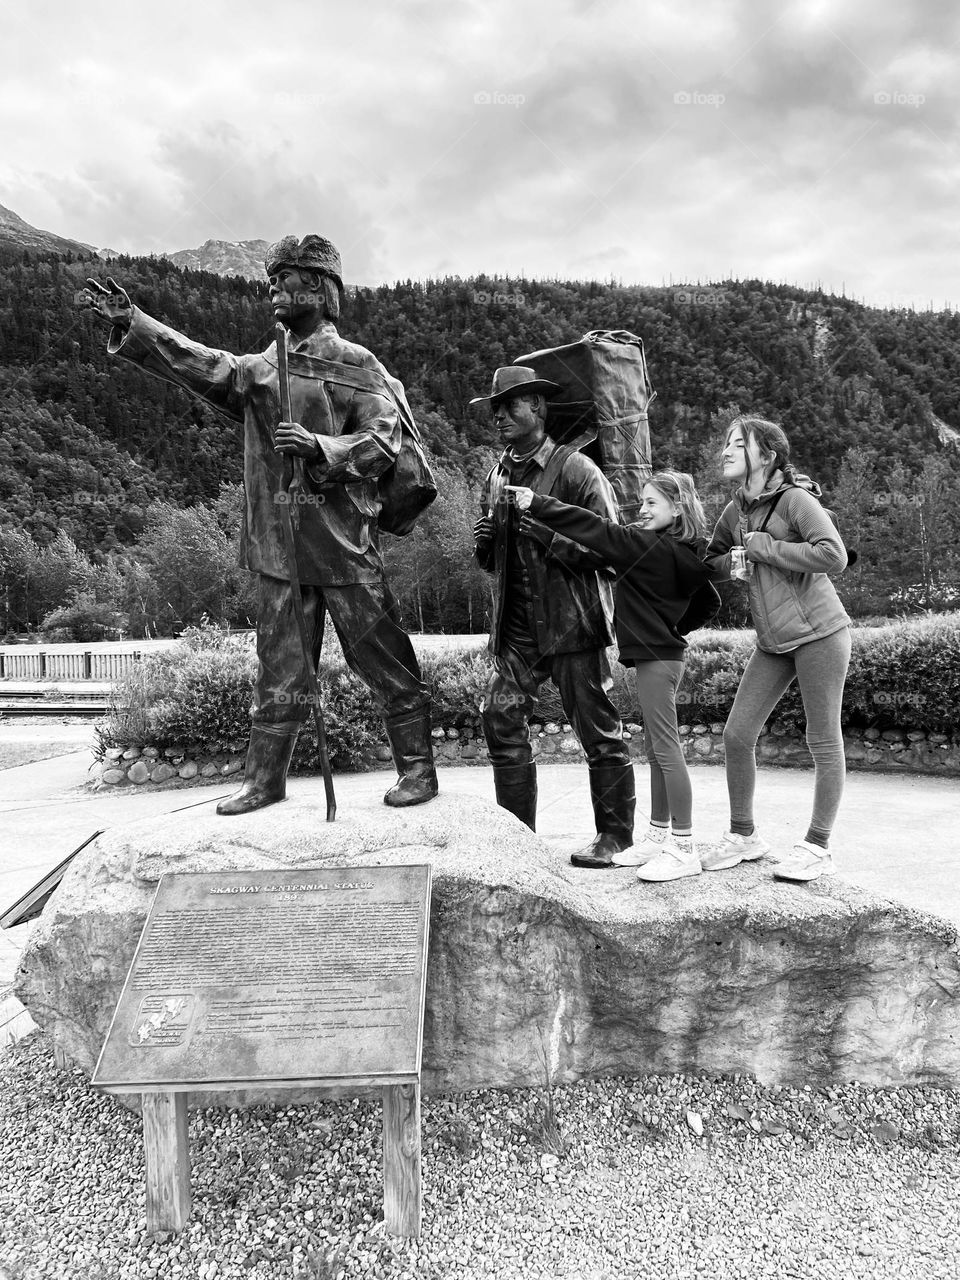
(0, 0), (957, 306)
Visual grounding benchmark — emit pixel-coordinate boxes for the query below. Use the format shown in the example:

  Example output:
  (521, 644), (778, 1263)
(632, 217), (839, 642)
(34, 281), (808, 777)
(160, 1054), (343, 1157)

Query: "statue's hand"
(518, 514), (553, 548)
(79, 276), (132, 329)
(474, 514), (494, 547)
(274, 422), (320, 459)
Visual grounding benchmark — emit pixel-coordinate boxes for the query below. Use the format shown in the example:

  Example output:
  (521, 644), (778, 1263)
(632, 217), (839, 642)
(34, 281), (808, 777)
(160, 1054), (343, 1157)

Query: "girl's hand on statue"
(504, 486), (535, 511)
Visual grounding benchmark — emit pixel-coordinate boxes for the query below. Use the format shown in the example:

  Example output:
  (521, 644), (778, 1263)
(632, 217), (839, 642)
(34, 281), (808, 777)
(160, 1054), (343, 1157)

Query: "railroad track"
(0, 684), (110, 717)
(0, 700), (108, 717)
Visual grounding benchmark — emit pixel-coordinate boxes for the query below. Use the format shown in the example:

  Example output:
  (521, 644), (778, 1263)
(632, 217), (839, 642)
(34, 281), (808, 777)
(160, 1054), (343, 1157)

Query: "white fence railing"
(0, 641), (181, 683)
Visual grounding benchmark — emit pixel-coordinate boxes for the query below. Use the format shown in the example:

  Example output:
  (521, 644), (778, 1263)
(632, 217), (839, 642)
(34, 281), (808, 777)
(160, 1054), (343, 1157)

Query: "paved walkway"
(2, 725), (959, 1042)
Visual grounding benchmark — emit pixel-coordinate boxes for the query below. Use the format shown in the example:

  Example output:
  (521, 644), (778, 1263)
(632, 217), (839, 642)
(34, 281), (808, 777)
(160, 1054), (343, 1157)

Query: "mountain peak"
(164, 238), (270, 281)
(0, 202), (95, 256)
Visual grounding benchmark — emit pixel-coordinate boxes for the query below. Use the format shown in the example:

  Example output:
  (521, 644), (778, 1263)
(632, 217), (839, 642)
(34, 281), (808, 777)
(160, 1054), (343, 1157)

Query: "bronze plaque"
(93, 865), (431, 1092)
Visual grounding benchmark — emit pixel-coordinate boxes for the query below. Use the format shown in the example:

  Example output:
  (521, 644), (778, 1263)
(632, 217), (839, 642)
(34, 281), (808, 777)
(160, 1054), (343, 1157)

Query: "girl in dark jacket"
(704, 416), (850, 883)
(507, 471), (721, 882)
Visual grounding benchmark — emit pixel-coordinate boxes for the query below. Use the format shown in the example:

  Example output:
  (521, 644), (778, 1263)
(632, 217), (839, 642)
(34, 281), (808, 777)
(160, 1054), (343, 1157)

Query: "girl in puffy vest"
(704, 416), (851, 883)
(506, 471), (721, 883)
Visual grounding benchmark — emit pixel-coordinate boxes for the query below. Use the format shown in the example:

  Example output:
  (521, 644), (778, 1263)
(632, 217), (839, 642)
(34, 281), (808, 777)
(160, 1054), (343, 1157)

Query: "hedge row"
(94, 613), (960, 770)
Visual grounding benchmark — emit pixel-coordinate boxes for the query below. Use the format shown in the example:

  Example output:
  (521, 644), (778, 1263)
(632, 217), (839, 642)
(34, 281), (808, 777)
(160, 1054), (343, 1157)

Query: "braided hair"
(725, 416), (802, 490)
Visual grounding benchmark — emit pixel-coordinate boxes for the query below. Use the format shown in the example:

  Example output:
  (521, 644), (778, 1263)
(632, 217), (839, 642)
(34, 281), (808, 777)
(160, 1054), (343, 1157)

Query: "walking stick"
(275, 322), (337, 821)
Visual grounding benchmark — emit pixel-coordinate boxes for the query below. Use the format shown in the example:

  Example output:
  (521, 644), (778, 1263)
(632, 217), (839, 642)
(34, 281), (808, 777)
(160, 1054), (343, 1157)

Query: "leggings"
(633, 659), (692, 829)
(723, 627), (851, 845)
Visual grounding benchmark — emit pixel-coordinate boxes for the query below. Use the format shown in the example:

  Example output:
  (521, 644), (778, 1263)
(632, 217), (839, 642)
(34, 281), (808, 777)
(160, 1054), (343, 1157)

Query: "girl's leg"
(632, 660), (702, 882)
(633, 660), (690, 829)
(793, 627), (852, 848)
(723, 647), (797, 835)
(638, 664), (670, 829)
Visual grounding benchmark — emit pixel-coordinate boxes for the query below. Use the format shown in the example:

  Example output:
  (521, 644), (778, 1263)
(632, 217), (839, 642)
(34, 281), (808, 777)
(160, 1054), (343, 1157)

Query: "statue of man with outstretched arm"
(79, 236), (438, 815)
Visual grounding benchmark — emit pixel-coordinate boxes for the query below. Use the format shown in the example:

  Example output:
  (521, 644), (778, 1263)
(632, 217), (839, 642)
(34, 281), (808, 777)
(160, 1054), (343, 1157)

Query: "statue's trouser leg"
(250, 574), (326, 727)
(322, 581), (437, 806)
(552, 649), (634, 867)
(481, 638), (545, 831)
(218, 574), (322, 816)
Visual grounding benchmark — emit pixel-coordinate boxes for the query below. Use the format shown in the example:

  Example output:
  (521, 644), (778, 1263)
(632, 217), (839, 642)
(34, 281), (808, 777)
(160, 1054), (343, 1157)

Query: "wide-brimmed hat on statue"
(469, 365), (562, 408)
(264, 235), (343, 288)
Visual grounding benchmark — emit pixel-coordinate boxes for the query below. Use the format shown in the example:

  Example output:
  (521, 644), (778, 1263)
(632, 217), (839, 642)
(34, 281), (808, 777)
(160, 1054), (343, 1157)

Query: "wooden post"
(142, 1091), (191, 1233)
(382, 1082), (421, 1238)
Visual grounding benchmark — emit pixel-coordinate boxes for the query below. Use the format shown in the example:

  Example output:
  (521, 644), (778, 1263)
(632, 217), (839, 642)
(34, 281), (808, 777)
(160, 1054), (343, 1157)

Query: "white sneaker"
(636, 842), (702, 883)
(612, 834), (668, 866)
(772, 841), (835, 882)
(700, 830), (770, 872)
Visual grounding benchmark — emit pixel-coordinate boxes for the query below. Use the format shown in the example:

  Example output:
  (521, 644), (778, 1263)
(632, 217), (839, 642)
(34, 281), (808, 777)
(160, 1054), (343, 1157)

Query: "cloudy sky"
(2, 0), (957, 307)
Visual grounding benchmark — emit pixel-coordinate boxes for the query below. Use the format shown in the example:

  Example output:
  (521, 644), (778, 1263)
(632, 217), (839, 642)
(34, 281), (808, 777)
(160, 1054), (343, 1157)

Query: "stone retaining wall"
(94, 720), (960, 790)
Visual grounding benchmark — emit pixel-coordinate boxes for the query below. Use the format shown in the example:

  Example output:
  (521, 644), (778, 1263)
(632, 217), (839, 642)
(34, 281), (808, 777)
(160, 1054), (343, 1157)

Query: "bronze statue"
(80, 236), (438, 816)
(471, 367), (635, 867)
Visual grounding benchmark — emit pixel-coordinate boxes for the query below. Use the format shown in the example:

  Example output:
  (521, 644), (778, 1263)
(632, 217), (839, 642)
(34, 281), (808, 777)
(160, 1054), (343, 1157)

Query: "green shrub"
(842, 612), (960, 733)
(289, 669), (382, 774)
(96, 622), (384, 771)
(95, 614), (960, 771)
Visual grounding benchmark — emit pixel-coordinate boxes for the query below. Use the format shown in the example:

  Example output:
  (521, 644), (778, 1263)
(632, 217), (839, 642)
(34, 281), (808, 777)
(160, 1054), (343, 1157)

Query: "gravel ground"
(1, 1033), (959, 1280)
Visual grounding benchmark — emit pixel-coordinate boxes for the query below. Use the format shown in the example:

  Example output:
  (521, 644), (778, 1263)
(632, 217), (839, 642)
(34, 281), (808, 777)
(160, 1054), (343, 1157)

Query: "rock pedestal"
(16, 789), (960, 1096)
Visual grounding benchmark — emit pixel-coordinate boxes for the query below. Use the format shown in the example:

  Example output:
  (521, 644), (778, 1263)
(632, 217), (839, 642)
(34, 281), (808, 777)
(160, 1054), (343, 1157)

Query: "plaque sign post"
(93, 866), (432, 1238)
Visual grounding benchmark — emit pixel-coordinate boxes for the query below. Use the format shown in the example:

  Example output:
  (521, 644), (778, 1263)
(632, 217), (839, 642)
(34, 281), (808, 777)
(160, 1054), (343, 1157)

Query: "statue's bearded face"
(268, 266), (324, 324)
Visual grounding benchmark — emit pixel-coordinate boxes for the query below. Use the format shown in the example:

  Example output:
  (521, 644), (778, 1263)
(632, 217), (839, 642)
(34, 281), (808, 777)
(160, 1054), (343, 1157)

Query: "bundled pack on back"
(515, 329), (655, 518)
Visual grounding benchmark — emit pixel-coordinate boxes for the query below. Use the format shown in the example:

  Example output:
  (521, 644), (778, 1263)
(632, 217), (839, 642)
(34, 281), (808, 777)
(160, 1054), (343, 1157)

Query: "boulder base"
(16, 789), (960, 1096)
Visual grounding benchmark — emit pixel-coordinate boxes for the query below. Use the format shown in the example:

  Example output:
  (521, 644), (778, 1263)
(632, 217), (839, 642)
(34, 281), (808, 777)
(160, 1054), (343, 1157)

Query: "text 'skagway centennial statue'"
(80, 236), (439, 817)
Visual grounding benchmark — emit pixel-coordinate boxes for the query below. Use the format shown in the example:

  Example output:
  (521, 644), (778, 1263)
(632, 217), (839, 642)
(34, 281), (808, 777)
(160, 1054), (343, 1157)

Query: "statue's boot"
(383, 710), (439, 807)
(493, 762), (538, 832)
(570, 762), (636, 868)
(216, 722), (300, 816)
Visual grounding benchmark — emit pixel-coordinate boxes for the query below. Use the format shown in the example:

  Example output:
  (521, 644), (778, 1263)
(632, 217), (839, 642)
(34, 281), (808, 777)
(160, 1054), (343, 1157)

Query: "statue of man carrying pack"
(79, 235), (439, 816)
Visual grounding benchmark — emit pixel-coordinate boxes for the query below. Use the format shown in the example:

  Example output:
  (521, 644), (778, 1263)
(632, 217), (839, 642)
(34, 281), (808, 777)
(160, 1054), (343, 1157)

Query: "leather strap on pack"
(539, 442), (576, 496)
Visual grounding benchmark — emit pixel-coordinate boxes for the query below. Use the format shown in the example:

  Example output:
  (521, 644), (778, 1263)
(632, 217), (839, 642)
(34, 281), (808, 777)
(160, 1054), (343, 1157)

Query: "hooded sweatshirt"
(526, 494), (720, 662)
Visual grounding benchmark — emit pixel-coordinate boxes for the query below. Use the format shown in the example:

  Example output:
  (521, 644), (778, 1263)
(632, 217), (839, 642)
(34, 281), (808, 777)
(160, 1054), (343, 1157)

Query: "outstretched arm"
(78, 277), (245, 424)
(508, 486), (662, 568)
